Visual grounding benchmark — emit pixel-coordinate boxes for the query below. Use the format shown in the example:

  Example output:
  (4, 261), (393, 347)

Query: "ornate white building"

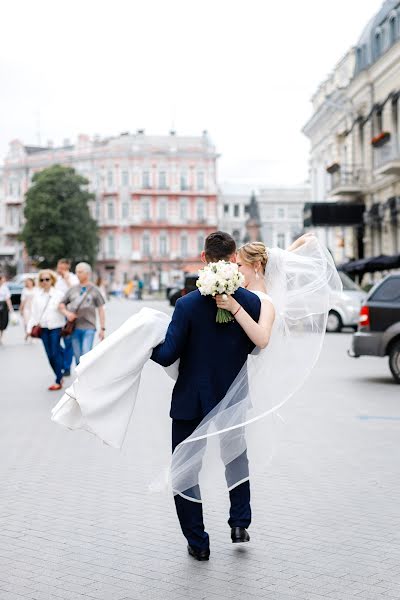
(303, 0), (400, 265)
(1, 131), (218, 285)
(218, 183), (309, 249)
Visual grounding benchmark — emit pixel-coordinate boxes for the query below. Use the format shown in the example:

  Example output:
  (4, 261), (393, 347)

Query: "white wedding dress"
(52, 237), (342, 501)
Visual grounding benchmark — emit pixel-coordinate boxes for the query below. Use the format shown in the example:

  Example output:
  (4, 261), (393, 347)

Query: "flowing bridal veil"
(52, 237), (342, 502)
(168, 236), (342, 501)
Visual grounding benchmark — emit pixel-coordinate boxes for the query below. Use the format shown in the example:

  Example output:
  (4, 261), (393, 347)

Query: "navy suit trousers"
(172, 419), (251, 551)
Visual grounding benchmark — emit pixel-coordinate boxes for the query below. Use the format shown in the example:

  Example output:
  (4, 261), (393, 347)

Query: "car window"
(370, 277), (400, 302)
(339, 271), (361, 291)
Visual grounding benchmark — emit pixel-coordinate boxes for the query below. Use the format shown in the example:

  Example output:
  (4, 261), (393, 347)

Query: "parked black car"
(349, 273), (400, 383)
(169, 273), (199, 306)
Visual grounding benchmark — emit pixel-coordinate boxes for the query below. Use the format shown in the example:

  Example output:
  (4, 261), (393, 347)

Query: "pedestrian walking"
(55, 259), (79, 377)
(27, 270), (65, 391)
(20, 278), (36, 340)
(0, 274), (14, 344)
(59, 262), (106, 365)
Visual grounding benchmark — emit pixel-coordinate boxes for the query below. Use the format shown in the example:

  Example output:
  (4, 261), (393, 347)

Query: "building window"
(356, 47), (363, 70)
(107, 170), (113, 187)
(277, 207), (286, 219)
(141, 198), (151, 221)
(197, 171), (205, 190)
(232, 230), (241, 246)
(233, 204), (240, 218)
(95, 200), (101, 220)
(142, 232), (151, 257)
(121, 234), (131, 258)
(180, 171), (189, 191)
(197, 232), (204, 253)
(142, 171), (151, 189)
(159, 171), (167, 189)
(374, 30), (382, 57)
(375, 108), (383, 134)
(122, 201), (129, 219)
(197, 198), (206, 221)
(180, 197), (188, 221)
(277, 233), (285, 249)
(107, 234), (115, 257)
(160, 232), (168, 256)
(158, 197), (168, 221)
(107, 200), (114, 220)
(181, 233), (188, 257)
(390, 16), (397, 45)
(224, 204), (229, 215)
(122, 170), (129, 186)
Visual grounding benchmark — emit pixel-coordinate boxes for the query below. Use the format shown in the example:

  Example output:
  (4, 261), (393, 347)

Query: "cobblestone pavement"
(1, 298), (400, 600)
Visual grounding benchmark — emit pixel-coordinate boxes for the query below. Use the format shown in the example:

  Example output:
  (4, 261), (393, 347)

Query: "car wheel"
(389, 340), (400, 384)
(326, 311), (342, 333)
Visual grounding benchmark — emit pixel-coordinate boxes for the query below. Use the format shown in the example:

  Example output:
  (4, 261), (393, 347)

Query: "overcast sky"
(0, 0), (382, 185)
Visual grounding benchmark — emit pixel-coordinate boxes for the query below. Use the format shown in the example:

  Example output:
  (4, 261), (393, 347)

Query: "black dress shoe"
(231, 527), (250, 543)
(187, 544), (210, 561)
(63, 370), (71, 377)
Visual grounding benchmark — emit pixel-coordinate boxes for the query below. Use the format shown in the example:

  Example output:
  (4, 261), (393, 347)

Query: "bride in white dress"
(52, 233), (342, 501)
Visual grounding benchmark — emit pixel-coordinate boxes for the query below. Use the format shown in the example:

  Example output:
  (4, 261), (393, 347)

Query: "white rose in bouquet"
(196, 261), (245, 323)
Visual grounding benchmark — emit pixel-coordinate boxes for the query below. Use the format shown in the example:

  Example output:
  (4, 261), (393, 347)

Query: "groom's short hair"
(204, 231), (236, 262)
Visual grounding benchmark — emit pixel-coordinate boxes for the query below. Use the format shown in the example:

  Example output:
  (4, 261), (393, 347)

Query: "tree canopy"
(20, 164), (98, 268)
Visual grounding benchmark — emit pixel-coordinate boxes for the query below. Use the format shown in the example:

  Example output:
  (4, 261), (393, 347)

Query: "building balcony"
(0, 245), (17, 257)
(97, 251), (118, 261)
(3, 224), (21, 235)
(5, 196), (23, 204)
(374, 137), (400, 176)
(329, 167), (366, 196)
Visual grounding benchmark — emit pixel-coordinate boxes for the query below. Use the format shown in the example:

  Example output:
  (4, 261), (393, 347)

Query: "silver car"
(326, 271), (367, 332)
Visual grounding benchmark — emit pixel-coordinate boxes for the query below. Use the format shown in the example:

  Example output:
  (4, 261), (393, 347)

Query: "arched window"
(389, 16), (397, 45)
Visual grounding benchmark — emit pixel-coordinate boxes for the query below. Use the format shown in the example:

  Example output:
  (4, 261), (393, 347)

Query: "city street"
(1, 298), (400, 600)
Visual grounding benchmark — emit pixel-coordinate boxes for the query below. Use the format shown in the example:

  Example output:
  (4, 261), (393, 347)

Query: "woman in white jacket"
(28, 270), (65, 391)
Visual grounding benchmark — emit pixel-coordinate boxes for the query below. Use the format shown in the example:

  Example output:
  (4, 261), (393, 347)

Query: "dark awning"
(339, 254), (400, 274)
(304, 202), (365, 227)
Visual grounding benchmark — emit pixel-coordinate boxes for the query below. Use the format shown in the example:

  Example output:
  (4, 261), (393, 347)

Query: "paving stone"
(1, 300), (400, 600)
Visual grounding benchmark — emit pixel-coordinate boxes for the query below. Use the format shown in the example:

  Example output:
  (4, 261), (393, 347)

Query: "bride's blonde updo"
(238, 241), (269, 274)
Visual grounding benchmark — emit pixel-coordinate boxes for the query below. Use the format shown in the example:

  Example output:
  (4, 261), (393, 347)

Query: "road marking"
(357, 415), (400, 421)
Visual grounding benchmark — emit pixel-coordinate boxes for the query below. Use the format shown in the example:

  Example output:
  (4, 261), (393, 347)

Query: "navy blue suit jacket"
(151, 288), (261, 421)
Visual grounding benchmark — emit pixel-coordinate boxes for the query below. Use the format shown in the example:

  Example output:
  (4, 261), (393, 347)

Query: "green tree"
(20, 164), (98, 268)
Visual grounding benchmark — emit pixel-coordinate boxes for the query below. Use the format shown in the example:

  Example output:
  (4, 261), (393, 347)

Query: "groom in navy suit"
(151, 231), (261, 560)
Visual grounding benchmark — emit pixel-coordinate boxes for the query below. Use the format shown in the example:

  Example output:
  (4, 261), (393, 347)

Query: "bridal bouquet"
(197, 261), (245, 323)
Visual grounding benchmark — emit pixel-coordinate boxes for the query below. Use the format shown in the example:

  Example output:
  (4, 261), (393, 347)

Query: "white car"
(326, 271), (367, 333)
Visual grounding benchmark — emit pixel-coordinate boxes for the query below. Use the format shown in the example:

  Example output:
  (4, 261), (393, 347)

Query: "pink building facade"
(1, 131), (219, 287)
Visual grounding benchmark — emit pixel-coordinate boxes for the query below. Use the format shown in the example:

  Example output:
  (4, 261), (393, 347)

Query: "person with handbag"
(59, 262), (106, 366)
(27, 270), (65, 391)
